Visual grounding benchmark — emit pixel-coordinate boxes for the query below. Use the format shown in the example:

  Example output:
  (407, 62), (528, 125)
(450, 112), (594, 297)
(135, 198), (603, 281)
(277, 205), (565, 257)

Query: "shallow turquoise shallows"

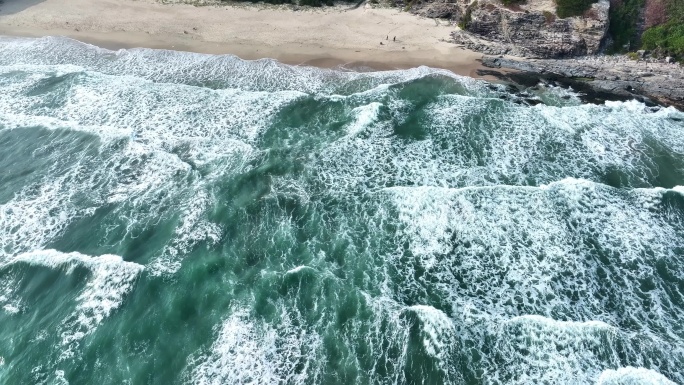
(1, 36), (684, 385)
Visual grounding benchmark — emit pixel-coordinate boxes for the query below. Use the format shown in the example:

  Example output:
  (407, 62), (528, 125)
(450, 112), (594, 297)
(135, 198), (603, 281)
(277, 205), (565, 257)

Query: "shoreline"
(0, 0), (489, 78)
(481, 56), (684, 110)
(2, 0), (680, 109)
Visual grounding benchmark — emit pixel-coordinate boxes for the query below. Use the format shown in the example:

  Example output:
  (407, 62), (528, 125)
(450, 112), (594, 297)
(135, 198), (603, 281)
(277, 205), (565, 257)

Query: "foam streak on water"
(0, 36), (683, 385)
(6, 250), (143, 360)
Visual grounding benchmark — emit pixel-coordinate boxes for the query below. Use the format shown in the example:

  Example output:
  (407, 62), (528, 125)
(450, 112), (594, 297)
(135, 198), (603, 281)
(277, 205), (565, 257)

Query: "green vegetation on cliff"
(642, 22), (684, 56)
(555, 0), (598, 18)
(458, 1), (477, 29)
(641, 0), (684, 56)
(608, 0), (684, 56)
(220, 0), (349, 6)
(608, 0), (644, 51)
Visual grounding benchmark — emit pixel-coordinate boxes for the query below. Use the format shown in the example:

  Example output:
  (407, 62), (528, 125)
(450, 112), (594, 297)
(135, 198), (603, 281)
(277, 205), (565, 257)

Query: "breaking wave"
(0, 36), (682, 384)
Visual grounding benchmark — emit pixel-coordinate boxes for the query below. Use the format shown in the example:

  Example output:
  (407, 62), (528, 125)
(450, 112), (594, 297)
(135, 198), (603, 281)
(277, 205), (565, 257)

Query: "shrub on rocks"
(555, 0), (598, 18)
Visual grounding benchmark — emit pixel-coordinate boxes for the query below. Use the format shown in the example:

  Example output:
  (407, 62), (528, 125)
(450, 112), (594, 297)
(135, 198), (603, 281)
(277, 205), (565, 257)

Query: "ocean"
(0, 36), (683, 385)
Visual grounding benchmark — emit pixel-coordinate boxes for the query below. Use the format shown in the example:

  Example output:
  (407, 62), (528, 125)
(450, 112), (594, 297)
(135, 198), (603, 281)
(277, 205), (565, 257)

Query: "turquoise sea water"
(1, 36), (684, 385)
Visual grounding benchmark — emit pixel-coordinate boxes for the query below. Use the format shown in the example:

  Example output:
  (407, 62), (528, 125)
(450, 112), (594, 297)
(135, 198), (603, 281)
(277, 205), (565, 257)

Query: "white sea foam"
(596, 367), (677, 385)
(268, 177), (311, 206)
(0, 65), (299, 156)
(485, 315), (621, 384)
(11, 250), (144, 359)
(187, 309), (322, 385)
(533, 82), (583, 106)
(2, 304), (20, 314)
(185, 293), (420, 385)
(505, 314), (615, 329)
(313, 91), (684, 198)
(345, 102), (382, 137)
(405, 305), (455, 363)
(149, 190), (222, 275)
(381, 179), (684, 383)
(0, 269), (23, 315)
(0, 174), (94, 264)
(53, 369), (69, 385)
(604, 99), (682, 116)
(2, 35), (684, 383)
(383, 178), (682, 310)
(0, 36), (484, 96)
(284, 265), (315, 276)
(0, 64), (274, 274)
(671, 185), (684, 195)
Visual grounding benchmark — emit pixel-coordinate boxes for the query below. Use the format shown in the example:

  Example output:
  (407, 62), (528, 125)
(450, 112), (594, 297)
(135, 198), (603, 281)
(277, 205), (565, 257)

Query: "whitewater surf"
(0, 36), (683, 384)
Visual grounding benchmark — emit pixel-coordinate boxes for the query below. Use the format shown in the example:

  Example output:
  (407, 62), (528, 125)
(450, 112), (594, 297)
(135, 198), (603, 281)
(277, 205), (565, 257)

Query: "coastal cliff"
(481, 55), (684, 109)
(449, 0), (610, 58)
(159, 0), (683, 109)
(404, 0), (683, 109)
(409, 0), (682, 63)
(162, 0), (681, 63)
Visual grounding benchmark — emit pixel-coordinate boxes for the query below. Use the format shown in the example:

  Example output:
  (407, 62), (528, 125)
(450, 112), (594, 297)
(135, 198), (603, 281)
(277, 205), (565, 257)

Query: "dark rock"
(422, 3), (460, 19)
(452, 0), (609, 59)
(524, 98), (544, 106)
(480, 55), (684, 110)
(410, 0), (461, 20)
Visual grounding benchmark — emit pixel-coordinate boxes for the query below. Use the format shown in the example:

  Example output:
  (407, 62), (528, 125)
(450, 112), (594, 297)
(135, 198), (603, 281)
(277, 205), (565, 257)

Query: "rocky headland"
(407, 0), (683, 109)
(448, 0), (610, 58)
(480, 55), (684, 109)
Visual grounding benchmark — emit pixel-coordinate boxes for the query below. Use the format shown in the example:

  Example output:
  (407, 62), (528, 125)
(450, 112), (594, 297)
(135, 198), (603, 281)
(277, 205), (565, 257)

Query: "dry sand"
(0, 0), (487, 76)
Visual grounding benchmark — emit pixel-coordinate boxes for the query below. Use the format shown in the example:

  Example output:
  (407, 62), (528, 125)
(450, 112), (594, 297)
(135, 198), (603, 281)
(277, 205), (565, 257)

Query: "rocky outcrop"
(481, 55), (684, 109)
(410, 0), (463, 19)
(451, 0), (610, 58)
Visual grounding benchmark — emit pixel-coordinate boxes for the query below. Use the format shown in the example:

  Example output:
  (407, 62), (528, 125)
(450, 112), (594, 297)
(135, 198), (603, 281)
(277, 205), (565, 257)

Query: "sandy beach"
(0, 0), (486, 75)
